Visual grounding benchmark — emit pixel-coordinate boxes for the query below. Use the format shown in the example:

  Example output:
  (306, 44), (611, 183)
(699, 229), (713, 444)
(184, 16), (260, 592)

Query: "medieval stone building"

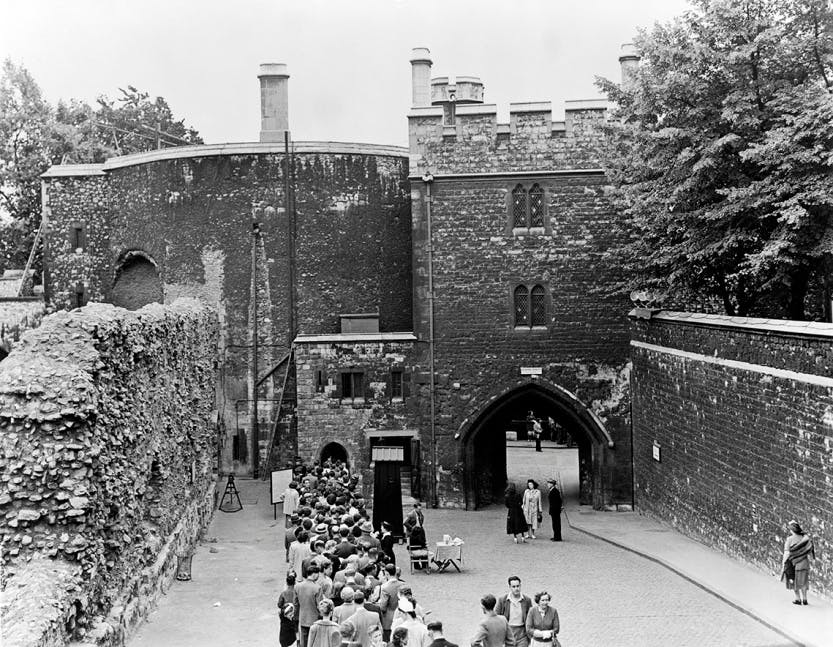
(39, 48), (639, 510)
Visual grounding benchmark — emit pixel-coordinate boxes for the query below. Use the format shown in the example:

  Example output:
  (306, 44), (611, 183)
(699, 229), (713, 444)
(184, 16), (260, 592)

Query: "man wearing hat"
(546, 479), (563, 542)
(427, 621), (458, 647)
(358, 520), (381, 552)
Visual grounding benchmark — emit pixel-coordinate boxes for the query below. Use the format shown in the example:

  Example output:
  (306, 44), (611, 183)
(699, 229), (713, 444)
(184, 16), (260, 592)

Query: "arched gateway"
(458, 380), (616, 510)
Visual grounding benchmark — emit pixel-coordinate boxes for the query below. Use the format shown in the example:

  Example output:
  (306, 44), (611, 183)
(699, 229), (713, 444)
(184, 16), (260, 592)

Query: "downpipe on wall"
(423, 174), (439, 508)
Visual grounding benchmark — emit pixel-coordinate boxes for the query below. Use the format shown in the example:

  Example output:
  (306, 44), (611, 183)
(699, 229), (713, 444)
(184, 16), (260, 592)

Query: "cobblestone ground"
(129, 445), (793, 647)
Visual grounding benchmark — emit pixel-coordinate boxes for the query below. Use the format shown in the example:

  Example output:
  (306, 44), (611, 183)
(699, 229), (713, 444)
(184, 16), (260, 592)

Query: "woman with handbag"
(782, 520), (815, 605)
(525, 591), (560, 647)
(522, 479), (543, 540)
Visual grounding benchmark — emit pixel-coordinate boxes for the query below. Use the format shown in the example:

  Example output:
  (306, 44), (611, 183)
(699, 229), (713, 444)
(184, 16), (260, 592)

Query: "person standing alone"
(546, 480), (562, 542)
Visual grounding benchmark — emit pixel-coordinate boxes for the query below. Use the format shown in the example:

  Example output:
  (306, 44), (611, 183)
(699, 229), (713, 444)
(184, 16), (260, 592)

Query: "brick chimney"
(619, 43), (639, 87)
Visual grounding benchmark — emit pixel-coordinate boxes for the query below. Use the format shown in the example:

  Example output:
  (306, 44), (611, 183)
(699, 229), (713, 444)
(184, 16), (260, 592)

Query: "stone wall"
(408, 103), (607, 177)
(294, 336), (419, 495)
(408, 93), (633, 508)
(630, 311), (833, 598)
(42, 145), (411, 475)
(0, 299), (219, 646)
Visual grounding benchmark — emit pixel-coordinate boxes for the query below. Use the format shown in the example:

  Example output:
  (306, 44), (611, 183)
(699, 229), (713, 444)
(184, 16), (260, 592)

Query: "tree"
(95, 86), (202, 156)
(0, 61), (202, 277)
(597, 0), (833, 319)
(0, 60), (53, 271)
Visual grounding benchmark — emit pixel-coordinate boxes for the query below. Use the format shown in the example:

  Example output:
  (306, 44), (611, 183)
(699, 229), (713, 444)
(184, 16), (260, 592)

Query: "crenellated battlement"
(407, 94), (608, 176)
(407, 48), (619, 176)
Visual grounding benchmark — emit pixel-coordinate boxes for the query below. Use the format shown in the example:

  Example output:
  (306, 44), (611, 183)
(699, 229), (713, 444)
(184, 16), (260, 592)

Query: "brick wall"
(0, 299), (219, 646)
(631, 311), (833, 598)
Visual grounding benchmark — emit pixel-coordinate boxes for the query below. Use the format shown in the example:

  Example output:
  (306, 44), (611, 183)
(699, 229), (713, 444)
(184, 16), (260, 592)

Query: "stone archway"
(320, 441), (349, 466)
(458, 380), (615, 511)
(111, 251), (163, 310)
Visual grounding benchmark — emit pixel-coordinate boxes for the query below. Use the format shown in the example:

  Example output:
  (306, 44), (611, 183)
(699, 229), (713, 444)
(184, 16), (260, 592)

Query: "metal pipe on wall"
(423, 174), (438, 508)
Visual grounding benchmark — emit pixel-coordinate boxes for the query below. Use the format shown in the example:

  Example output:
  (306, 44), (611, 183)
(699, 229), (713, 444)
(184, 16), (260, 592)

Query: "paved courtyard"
(130, 446), (796, 647)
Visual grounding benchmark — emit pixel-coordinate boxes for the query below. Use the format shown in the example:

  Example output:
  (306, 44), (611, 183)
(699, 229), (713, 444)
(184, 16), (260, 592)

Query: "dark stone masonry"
(630, 311), (833, 598)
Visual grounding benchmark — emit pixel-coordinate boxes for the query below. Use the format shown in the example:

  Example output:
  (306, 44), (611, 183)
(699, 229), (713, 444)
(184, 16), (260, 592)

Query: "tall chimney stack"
(619, 43), (639, 87)
(410, 48), (432, 108)
(259, 63), (289, 142)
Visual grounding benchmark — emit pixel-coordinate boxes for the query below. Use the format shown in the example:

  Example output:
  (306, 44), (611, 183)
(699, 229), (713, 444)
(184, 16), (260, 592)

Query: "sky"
(1, 0), (691, 148)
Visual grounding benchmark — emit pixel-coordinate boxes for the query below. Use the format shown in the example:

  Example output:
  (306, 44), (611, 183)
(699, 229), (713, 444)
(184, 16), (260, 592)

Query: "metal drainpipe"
(423, 174), (438, 508)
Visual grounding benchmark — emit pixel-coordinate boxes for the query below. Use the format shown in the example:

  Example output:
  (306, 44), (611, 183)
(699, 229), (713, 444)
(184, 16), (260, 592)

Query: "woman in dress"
(782, 520), (815, 605)
(522, 479), (542, 540)
(308, 599), (342, 647)
(505, 483), (528, 543)
(277, 571), (297, 647)
(525, 591), (560, 647)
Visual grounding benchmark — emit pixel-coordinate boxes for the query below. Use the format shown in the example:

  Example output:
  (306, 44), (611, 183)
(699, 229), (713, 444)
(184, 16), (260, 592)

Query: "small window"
(531, 284), (546, 325)
(340, 371), (364, 401)
(512, 185), (527, 228)
(508, 183), (548, 231)
(390, 370), (403, 401)
(513, 283), (547, 329)
(315, 369), (326, 393)
(71, 223), (86, 251)
(514, 285), (530, 327)
(529, 185), (544, 227)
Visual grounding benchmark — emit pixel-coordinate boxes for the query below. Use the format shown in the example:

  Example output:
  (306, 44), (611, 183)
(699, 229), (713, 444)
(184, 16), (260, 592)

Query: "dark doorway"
(372, 461), (404, 537)
(461, 382), (614, 510)
(320, 442), (348, 465)
(112, 252), (163, 310)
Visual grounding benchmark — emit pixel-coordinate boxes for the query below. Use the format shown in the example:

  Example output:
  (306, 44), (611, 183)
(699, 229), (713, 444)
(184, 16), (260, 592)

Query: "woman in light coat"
(522, 479), (542, 539)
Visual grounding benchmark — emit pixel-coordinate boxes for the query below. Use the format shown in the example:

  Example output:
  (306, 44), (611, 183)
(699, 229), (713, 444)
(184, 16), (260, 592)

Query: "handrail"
(261, 348), (294, 477)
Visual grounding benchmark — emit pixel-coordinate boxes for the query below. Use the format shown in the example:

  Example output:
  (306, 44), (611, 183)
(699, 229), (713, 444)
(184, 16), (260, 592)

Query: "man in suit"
(340, 591), (382, 647)
(293, 563), (323, 647)
(471, 594), (514, 647)
(546, 479), (563, 541)
(378, 563), (403, 641)
(427, 621), (459, 647)
(495, 576), (532, 647)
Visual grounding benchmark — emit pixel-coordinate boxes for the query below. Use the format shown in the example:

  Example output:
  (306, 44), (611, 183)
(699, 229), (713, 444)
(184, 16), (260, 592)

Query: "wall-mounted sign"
(652, 441), (661, 462)
(520, 367), (543, 376)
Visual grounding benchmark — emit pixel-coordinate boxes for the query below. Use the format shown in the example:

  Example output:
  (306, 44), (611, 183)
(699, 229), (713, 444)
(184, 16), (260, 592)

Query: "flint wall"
(0, 299), (219, 646)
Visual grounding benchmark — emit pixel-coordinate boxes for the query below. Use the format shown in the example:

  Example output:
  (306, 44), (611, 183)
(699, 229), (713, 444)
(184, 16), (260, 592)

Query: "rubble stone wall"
(630, 312), (833, 599)
(0, 299), (219, 646)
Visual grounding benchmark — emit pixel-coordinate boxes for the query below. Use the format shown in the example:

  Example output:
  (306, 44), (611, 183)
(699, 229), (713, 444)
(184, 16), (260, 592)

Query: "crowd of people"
(278, 459), (565, 647)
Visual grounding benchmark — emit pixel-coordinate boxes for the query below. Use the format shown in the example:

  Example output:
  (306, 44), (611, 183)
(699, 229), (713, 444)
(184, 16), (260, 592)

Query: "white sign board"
(652, 442), (661, 462)
(270, 469), (294, 505)
(520, 366), (543, 376)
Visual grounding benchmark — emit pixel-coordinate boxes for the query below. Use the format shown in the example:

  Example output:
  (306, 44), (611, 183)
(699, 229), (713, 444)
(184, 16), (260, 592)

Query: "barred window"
(508, 183), (548, 230)
(512, 185), (527, 228)
(390, 370), (403, 400)
(513, 285), (530, 327)
(531, 284), (546, 325)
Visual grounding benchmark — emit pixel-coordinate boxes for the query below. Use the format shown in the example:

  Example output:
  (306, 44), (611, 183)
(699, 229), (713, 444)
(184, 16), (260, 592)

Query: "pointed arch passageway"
(459, 380), (615, 510)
